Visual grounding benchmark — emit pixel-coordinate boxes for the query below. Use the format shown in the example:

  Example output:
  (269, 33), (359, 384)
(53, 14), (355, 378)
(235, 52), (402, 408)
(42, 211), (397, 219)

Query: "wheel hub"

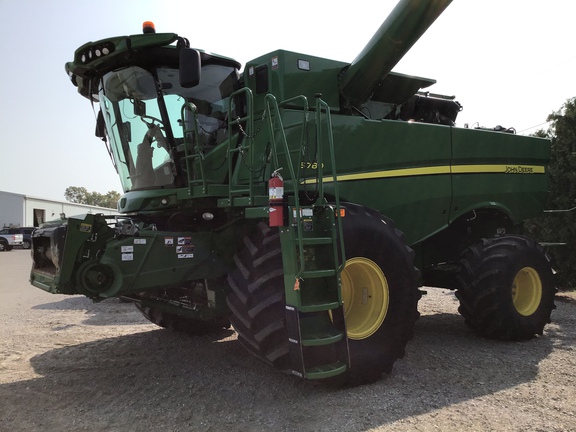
(340, 257), (389, 340)
(512, 266), (542, 316)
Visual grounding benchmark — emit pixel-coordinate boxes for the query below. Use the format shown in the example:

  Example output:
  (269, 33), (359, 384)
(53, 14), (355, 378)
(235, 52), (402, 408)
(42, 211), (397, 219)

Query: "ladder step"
(305, 361), (347, 380)
(301, 269), (336, 279)
(299, 301), (340, 313)
(301, 237), (333, 245)
(301, 326), (345, 346)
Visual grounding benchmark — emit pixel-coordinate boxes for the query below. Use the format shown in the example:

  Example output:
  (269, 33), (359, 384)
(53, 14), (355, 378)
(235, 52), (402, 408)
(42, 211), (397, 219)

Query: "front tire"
(337, 204), (421, 384)
(226, 223), (288, 369)
(227, 205), (421, 385)
(455, 235), (556, 340)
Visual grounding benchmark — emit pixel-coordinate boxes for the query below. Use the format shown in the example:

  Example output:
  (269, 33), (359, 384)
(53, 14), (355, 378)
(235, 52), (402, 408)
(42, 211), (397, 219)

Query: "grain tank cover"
(339, 0), (452, 106)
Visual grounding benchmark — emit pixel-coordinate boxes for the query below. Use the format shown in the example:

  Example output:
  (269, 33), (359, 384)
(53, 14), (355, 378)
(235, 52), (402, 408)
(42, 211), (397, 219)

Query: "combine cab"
(30, 0), (555, 385)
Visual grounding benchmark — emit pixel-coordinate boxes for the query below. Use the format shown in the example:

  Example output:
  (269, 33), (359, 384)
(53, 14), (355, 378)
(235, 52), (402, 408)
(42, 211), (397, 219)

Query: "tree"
(525, 97), (576, 289)
(64, 187), (120, 209)
(64, 186), (89, 204)
(101, 191), (121, 209)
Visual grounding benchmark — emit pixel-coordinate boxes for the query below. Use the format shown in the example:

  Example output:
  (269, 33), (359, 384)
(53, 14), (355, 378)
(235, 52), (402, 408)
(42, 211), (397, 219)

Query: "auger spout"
(339, 0), (452, 106)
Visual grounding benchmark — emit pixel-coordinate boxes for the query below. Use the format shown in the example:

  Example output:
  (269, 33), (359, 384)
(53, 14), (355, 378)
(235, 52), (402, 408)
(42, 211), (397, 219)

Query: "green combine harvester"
(30, 0), (555, 385)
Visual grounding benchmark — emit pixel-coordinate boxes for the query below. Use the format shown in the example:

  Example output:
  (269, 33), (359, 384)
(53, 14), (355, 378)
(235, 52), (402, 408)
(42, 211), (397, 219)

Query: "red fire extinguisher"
(269, 169), (284, 227)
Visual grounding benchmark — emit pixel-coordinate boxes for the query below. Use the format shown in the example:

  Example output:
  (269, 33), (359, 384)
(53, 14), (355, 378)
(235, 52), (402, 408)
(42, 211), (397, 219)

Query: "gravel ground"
(1, 249), (576, 431)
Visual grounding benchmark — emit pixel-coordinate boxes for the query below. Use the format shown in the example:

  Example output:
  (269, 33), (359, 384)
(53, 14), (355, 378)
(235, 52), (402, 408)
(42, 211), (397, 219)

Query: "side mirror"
(179, 48), (201, 88)
(95, 110), (106, 139)
(134, 99), (146, 117)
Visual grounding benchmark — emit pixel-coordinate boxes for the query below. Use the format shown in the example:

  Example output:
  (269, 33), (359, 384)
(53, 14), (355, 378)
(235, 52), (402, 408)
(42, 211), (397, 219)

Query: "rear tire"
(455, 235), (556, 340)
(227, 205), (421, 385)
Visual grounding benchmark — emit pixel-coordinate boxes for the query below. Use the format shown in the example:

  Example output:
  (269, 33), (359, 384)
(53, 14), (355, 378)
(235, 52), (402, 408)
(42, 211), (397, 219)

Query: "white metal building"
(0, 191), (119, 228)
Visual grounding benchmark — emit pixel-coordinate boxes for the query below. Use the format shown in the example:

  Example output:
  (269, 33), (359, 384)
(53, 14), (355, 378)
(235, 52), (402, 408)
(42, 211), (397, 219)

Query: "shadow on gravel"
(2, 303), (570, 432)
(32, 296), (95, 311)
(32, 297), (152, 327)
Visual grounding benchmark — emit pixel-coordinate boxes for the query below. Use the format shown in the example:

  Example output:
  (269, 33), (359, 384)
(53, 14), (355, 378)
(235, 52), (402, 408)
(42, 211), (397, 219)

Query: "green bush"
(524, 97), (576, 290)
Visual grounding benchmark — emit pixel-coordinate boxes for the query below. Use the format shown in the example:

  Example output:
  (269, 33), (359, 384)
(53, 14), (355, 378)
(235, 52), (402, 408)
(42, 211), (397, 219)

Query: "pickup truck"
(0, 229), (24, 251)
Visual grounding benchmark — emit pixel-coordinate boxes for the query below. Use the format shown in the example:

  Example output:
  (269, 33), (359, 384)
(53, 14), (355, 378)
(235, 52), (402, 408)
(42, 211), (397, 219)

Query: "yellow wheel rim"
(340, 257), (389, 340)
(512, 267), (542, 316)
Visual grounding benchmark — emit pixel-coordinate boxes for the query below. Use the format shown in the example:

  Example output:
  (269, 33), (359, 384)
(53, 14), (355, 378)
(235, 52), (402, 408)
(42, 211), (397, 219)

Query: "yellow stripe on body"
(451, 164), (545, 174)
(302, 164), (546, 184)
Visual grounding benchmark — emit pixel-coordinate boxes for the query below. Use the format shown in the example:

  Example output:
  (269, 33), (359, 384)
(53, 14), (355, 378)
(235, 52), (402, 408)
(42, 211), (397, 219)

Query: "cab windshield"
(99, 64), (238, 191)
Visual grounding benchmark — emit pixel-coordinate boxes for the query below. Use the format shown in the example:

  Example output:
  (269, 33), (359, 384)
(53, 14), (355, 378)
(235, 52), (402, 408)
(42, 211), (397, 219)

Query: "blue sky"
(1, 0), (575, 201)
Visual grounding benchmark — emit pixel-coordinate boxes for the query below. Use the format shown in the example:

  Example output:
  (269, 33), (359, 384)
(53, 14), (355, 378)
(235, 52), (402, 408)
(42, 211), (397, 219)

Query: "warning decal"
(176, 245), (194, 259)
(122, 253), (134, 261)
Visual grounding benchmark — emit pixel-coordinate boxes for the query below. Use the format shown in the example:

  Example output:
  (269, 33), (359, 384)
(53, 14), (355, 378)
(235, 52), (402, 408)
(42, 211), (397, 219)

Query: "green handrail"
(180, 102), (206, 194)
(264, 94), (309, 278)
(314, 96), (346, 272)
(264, 94), (345, 278)
(227, 88), (255, 199)
(221, 90), (345, 278)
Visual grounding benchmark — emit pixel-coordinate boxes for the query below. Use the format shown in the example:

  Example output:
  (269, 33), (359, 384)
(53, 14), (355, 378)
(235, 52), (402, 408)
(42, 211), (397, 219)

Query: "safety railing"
(180, 102), (207, 194)
(227, 88), (256, 200)
(263, 93), (346, 278)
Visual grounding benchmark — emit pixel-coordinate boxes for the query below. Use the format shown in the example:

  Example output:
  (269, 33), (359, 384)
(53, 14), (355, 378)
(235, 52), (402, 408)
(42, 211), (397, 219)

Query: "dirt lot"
(1, 249), (576, 431)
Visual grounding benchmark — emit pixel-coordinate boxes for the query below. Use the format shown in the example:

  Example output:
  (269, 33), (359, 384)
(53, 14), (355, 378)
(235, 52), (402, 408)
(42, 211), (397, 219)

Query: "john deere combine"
(30, 0), (555, 385)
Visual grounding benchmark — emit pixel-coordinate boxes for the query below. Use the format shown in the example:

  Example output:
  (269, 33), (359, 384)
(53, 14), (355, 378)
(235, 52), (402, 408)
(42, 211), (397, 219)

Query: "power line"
(518, 122), (551, 134)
